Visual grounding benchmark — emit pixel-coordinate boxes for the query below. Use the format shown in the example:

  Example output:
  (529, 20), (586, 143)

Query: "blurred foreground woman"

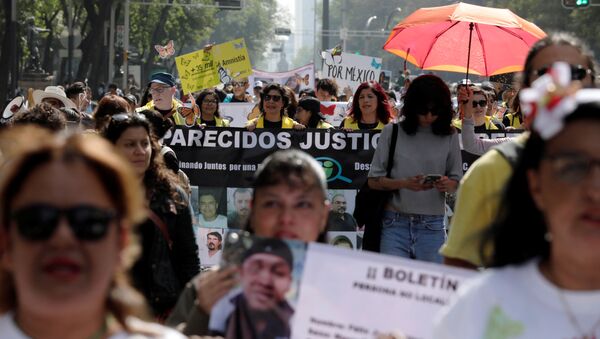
(0, 128), (184, 338)
(434, 64), (600, 338)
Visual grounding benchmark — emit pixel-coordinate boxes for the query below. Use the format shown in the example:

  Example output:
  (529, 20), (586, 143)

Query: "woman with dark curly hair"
(246, 83), (302, 130)
(195, 89), (230, 127)
(102, 113), (200, 319)
(340, 81), (392, 130)
(367, 74), (462, 263)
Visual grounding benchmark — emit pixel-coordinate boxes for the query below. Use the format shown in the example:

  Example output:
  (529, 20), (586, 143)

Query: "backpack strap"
(385, 124), (399, 177)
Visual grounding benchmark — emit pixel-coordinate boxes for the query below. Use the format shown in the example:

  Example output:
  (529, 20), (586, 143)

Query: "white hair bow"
(520, 62), (600, 140)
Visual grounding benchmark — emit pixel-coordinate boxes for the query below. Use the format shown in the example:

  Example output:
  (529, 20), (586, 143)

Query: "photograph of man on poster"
(327, 193), (358, 232)
(204, 231), (224, 267)
(209, 238), (295, 339)
(197, 190), (228, 228)
(227, 188), (253, 229)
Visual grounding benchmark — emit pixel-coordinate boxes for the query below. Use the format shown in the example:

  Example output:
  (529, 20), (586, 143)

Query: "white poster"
(321, 51), (382, 93)
(292, 243), (477, 339)
(249, 63), (315, 94)
(219, 102), (256, 127)
(319, 101), (349, 127)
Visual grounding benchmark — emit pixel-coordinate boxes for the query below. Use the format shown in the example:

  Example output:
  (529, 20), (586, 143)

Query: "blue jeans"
(380, 211), (446, 263)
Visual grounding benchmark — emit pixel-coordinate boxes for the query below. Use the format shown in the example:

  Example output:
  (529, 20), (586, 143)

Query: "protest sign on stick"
(175, 38), (252, 94)
(321, 49), (382, 93)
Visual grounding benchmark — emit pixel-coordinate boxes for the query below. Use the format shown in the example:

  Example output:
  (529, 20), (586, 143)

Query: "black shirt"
(263, 119), (283, 128)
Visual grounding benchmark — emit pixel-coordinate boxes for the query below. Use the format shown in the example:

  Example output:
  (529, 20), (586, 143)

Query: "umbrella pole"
(465, 22), (474, 82)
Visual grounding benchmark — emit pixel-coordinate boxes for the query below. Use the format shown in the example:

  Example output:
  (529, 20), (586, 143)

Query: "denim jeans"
(379, 211), (446, 263)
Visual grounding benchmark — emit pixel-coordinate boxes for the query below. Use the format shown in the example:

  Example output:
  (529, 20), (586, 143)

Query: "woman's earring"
(544, 232), (553, 242)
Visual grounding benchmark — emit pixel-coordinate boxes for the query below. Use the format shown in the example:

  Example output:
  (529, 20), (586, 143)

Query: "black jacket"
(132, 187), (200, 316)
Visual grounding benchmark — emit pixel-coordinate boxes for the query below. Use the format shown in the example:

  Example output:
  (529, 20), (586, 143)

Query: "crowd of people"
(0, 30), (598, 338)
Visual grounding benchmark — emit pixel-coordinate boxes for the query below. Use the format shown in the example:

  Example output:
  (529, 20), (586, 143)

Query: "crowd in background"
(0, 30), (598, 338)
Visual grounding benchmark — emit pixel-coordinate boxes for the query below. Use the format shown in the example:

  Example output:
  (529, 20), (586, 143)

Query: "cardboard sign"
(321, 50), (382, 93)
(175, 38), (252, 93)
(292, 243), (477, 339)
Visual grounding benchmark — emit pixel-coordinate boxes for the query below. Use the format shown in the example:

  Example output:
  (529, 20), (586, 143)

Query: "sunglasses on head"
(533, 64), (592, 81)
(10, 204), (117, 242)
(111, 113), (147, 123)
(472, 100), (488, 108)
(264, 94), (282, 102)
(544, 153), (600, 184)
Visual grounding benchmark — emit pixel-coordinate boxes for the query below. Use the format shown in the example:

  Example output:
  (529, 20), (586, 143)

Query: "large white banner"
(321, 51), (382, 93)
(292, 243), (476, 339)
(249, 64), (315, 94)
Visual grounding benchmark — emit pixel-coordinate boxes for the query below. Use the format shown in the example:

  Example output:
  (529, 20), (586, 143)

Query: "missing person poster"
(208, 232), (307, 339)
(292, 243), (477, 339)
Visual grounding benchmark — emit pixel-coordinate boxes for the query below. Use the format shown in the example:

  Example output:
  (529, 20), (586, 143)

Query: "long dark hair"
(101, 113), (182, 204)
(347, 81), (392, 125)
(195, 89), (222, 118)
(400, 75), (455, 136)
(481, 104), (600, 267)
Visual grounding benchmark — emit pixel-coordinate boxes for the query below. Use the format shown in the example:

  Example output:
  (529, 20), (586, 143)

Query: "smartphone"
(423, 174), (443, 185)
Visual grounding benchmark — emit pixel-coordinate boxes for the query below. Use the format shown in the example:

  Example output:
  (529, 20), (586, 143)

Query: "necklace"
(557, 289), (600, 339)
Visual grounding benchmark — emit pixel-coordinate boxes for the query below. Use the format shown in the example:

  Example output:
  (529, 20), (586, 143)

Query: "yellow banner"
(175, 38), (252, 94)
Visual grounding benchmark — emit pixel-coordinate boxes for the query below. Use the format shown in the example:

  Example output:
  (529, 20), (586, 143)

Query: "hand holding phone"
(422, 174), (443, 185)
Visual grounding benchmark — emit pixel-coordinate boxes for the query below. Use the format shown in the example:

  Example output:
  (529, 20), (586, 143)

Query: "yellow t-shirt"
(440, 134), (528, 266)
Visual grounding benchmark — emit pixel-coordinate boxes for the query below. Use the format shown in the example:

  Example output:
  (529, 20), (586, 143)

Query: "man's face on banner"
(206, 234), (221, 251)
(234, 191), (252, 217)
(240, 253), (292, 311)
(199, 194), (218, 220)
(332, 195), (347, 214)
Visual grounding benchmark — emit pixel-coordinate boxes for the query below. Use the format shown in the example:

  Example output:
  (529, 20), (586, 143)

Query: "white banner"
(249, 64), (315, 94)
(219, 102), (256, 127)
(321, 51), (382, 94)
(292, 243), (476, 339)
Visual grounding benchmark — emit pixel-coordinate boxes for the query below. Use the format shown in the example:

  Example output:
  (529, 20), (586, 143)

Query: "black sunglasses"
(472, 100), (487, 108)
(533, 64), (592, 81)
(264, 94), (282, 102)
(10, 204), (117, 242)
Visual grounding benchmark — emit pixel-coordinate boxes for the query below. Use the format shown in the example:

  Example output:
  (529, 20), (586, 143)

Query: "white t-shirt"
(433, 259), (600, 339)
(0, 312), (185, 338)
(196, 214), (228, 228)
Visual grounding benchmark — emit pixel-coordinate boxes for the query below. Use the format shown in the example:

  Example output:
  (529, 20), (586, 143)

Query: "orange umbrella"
(383, 2), (546, 79)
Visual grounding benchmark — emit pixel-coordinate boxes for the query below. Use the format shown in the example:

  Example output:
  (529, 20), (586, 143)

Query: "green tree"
(209, 0), (281, 69)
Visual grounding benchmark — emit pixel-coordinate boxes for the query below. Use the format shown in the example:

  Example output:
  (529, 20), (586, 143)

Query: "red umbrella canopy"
(383, 2), (547, 76)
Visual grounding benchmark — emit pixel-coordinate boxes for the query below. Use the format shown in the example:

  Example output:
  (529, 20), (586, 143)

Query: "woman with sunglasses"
(194, 89), (230, 127)
(367, 74), (462, 263)
(102, 113), (200, 320)
(246, 83), (303, 130)
(435, 64), (600, 338)
(166, 149), (331, 336)
(340, 81), (392, 130)
(0, 127), (184, 338)
(442, 32), (597, 270)
(453, 86), (504, 133)
(223, 79), (253, 103)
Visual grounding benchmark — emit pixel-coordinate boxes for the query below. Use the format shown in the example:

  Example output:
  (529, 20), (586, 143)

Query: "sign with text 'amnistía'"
(175, 38), (252, 93)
